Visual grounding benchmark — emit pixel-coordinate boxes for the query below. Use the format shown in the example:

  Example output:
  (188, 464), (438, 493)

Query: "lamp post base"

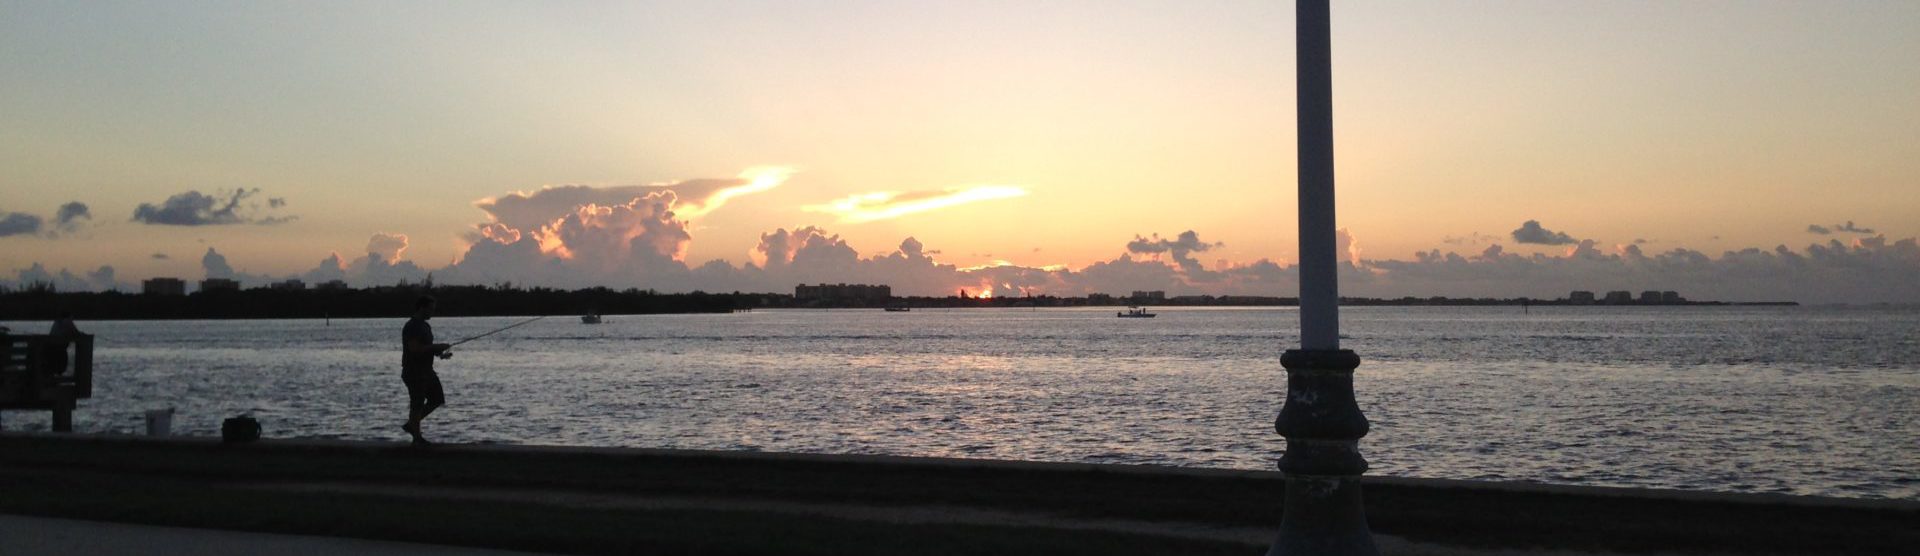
(1269, 349), (1378, 556)
(1267, 475), (1378, 556)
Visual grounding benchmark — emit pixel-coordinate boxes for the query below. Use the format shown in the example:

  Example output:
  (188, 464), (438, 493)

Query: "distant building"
(198, 278), (241, 294)
(315, 280), (350, 291)
(794, 283), (891, 303)
(1639, 291), (1663, 304)
(1568, 291), (1596, 305)
(1130, 290), (1167, 302)
(271, 279), (306, 291)
(1661, 291), (1683, 304)
(1603, 291), (1633, 305)
(142, 278), (187, 296)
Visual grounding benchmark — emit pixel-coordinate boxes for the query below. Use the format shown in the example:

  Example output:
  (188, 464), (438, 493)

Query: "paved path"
(0, 514), (558, 556)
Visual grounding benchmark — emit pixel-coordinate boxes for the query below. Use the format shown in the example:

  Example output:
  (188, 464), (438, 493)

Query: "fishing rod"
(438, 315), (547, 357)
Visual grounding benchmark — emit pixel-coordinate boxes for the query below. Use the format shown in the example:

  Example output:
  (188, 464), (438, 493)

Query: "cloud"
(346, 233), (430, 286)
(1336, 228), (1363, 267)
(1833, 221), (1875, 234)
(0, 212), (42, 237)
(115, 169), (1907, 303)
(189, 240), (420, 290)
(1809, 221), (1877, 235)
(193, 247), (277, 287)
(201, 247), (235, 279)
(1369, 233), (1920, 304)
(302, 253), (347, 283)
(1126, 230), (1222, 275)
(444, 220), (1271, 300)
(1566, 239), (1606, 260)
(1072, 252), (1187, 294)
(85, 266), (118, 290)
(1511, 220), (1579, 245)
(48, 201), (95, 236)
(288, 236), (430, 288)
(46, 217), (1920, 304)
(680, 167), (794, 218)
(0, 201), (92, 237)
(5, 262), (124, 292)
(367, 233), (409, 262)
(473, 167), (791, 233)
(55, 202), (90, 226)
(442, 169), (793, 289)
(356, 251), (428, 287)
(131, 188), (295, 226)
(803, 185), (1027, 224)
(1442, 232), (1501, 245)
(451, 192), (689, 288)
(12, 263), (86, 291)
(754, 226), (859, 274)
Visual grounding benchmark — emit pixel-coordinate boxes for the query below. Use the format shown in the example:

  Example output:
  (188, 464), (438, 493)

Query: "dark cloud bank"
(1511, 220), (1578, 245)
(9, 184), (1919, 304)
(1808, 221), (1876, 235)
(131, 189), (294, 226)
(0, 201), (91, 237)
(0, 212), (40, 237)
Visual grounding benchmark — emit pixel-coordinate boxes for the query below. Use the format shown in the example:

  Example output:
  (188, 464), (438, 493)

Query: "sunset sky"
(4, 1), (1917, 302)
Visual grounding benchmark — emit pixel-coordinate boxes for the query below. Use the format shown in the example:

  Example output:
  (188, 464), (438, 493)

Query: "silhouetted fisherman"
(401, 296), (453, 446)
(46, 312), (83, 375)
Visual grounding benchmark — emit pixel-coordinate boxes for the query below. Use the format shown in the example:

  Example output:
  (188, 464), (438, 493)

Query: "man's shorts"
(402, 369), (445, 411)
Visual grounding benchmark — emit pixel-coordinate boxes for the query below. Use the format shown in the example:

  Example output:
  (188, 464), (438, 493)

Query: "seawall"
(1, 433), (1913, 555)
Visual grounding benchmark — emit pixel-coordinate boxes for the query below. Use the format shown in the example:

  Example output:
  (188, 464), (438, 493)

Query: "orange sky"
(3, 2), (1917, 301)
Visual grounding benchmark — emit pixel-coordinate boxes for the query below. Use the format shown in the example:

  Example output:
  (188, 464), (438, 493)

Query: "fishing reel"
(436, 350), (454, 360)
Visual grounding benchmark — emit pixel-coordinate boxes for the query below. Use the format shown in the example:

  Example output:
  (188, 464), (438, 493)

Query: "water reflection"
(2, 306), (1916, 499)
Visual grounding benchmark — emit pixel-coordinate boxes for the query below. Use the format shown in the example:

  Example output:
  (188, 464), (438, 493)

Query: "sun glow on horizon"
(958, 259), (1015, 272)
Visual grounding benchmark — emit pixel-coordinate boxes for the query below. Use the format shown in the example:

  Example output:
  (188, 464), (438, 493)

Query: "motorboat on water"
(1117, 307), (1156, 318)
(581, 313), (603, 324)
(884, 306), (911, 312)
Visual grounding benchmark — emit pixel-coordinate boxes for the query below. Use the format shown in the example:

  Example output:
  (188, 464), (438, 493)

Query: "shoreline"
(0, 302), (1835, 324)
(0, 287), (1812, 322)
(3, 433), (1913, 555)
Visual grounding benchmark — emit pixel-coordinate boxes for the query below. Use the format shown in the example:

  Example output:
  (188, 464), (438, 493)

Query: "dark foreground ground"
(1, 433), (1914, 555)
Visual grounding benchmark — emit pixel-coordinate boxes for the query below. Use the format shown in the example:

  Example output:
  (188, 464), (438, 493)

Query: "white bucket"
(144, 408), (174, 436)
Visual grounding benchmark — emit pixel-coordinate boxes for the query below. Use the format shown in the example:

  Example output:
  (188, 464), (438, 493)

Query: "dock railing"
(0, 333), (94, 431)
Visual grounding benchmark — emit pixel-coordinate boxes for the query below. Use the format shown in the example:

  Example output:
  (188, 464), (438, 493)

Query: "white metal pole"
(1297, 0), (1339, 351)
(1270, 3), (1378, 553)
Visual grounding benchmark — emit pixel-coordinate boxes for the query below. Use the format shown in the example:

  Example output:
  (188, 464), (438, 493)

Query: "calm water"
(5, 306), (1917, 500)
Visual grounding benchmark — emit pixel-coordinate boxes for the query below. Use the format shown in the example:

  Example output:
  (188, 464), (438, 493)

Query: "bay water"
(5, 306), (1916, 500)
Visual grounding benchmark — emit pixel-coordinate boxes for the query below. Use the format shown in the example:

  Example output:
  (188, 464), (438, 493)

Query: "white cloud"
(803, 185), (1027, 224)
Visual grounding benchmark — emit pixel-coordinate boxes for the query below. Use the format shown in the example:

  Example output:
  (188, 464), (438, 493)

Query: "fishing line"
(443, 315), (547, 353)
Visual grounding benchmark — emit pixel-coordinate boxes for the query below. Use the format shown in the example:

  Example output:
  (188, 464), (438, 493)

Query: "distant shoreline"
(0, 286), (1800, 321)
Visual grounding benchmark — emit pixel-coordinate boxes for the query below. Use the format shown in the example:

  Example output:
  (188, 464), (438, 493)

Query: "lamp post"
(1268, 1), (1379, 554)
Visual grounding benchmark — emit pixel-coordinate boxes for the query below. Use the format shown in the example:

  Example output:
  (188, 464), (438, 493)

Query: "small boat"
(580, 313), (603, 324)
(884, 306), (911, 312)
(1117, 307), (1156, 318)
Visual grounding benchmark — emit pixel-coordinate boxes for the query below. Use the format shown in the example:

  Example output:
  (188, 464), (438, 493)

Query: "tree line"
(0, 284), (774, 321)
